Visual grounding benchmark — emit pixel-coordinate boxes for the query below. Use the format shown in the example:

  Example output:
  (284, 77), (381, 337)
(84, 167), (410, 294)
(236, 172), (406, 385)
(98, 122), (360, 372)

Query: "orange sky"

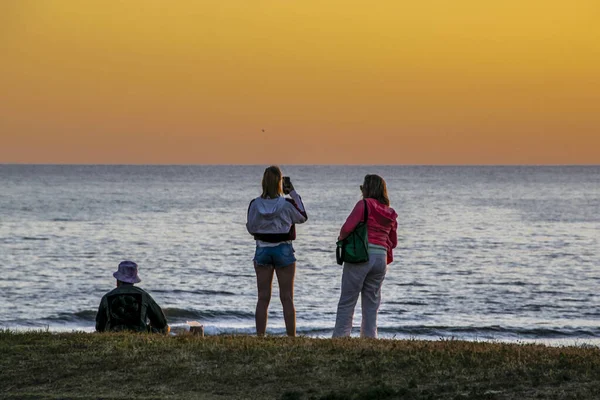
(1, 0), (599, 164)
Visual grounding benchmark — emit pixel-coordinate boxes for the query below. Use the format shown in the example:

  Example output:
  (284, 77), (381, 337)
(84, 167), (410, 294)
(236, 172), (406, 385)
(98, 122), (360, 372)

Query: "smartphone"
(282, 176), (291, 190)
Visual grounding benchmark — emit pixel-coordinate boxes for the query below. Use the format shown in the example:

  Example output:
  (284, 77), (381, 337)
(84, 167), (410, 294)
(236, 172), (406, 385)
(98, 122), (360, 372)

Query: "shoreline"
(2, 331), (600, 399)
(3, 324), (600, 349)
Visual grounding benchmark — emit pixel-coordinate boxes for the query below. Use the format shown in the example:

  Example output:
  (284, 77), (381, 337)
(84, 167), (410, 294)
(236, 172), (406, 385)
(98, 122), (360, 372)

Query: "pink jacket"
(339, 198), (398, 264)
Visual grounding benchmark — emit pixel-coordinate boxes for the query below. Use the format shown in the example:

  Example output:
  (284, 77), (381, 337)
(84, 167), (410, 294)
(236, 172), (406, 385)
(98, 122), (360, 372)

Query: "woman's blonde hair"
(361, 174), (390, 206)
(261, 165), (283, 199)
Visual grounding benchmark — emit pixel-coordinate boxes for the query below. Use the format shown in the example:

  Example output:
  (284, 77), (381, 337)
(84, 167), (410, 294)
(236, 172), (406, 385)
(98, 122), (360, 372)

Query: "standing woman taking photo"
(333, 174), (398, 338)
(246, 166), (308, 336)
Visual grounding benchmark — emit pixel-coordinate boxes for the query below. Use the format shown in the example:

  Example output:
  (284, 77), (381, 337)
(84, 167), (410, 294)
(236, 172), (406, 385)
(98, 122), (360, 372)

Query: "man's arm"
(95, 297), (107, 332)
(146, 295), (168, 333)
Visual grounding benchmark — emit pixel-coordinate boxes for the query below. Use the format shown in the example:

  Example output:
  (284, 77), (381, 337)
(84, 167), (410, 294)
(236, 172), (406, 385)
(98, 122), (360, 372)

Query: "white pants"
(332, 253), (388, 338)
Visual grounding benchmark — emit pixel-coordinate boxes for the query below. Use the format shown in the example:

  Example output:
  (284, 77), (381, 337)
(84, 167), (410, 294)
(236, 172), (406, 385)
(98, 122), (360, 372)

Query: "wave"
(26, 309), (600, 340)
(7, 315), (600, 342)
(199, 326), (334, 336)
(387, 301), (427, 306)
(38, 308), (254, 323)
(395, 281), (429, 287)
(203, 270), (255, 278)
(471, 280), (537, 287)
(173, 324), (600, 340)
(41, 310), (98, 323)
(152, 289), (236, 296)
(375, 325), (600, 339)
(163, 308), (254, 320)
(21, 236), (50, 241)
(165, 324), (600, 340)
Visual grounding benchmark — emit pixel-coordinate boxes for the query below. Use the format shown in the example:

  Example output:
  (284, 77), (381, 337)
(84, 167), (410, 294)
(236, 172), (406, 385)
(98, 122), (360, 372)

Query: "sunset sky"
(1, 1), (598, 164)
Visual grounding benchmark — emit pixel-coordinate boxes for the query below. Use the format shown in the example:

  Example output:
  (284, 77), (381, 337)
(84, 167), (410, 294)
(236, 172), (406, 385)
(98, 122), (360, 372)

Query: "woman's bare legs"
(275, 262), (296, 337)
(254, 262), (275, 336)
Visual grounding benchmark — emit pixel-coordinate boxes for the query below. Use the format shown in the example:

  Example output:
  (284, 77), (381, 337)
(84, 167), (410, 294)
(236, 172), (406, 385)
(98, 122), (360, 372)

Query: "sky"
(1, 0), (599, 164)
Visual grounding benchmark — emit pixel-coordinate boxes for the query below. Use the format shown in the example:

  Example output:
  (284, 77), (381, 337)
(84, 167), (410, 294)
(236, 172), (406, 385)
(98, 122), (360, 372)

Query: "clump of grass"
(1, 330), (600, 399)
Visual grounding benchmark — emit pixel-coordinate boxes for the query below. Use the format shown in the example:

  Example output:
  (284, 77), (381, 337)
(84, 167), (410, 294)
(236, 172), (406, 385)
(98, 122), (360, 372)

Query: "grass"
(1, 330), (600, 399)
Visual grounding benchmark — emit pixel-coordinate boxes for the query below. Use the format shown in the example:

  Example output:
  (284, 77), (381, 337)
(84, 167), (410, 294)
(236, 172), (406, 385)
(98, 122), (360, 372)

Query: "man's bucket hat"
(113, 261), (142, 284)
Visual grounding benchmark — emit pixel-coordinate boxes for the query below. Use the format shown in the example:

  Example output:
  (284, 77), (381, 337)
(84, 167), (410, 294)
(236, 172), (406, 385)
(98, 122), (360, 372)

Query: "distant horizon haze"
(1, 163), (599, 167)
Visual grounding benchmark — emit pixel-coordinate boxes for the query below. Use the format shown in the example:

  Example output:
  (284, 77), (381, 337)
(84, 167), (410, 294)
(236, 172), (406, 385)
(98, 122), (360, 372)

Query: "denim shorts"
(254, 243), (296, 268)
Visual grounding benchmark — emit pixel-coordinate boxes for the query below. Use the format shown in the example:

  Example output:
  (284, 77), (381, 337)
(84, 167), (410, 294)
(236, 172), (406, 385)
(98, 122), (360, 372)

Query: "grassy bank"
(1, 331), (600, 399)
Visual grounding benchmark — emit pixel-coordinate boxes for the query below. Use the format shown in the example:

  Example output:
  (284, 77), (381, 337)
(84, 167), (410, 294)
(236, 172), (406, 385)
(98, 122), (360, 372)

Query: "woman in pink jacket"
(332, 174), (398, 338)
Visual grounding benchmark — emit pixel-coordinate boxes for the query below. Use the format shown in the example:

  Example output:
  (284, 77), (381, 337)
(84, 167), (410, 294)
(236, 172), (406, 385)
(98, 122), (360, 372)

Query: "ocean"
(0, 165), (598, 345)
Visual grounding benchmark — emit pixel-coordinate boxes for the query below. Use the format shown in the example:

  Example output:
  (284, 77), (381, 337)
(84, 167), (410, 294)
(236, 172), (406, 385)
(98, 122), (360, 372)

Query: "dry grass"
(1, 330), (600, 399)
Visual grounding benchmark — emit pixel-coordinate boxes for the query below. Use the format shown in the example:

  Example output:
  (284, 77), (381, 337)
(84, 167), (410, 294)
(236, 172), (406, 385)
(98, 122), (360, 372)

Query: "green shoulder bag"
(336, 199), (369, 265)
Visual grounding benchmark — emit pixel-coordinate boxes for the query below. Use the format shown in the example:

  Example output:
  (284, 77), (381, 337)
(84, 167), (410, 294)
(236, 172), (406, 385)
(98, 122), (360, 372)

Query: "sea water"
(0, 165), (598, 345)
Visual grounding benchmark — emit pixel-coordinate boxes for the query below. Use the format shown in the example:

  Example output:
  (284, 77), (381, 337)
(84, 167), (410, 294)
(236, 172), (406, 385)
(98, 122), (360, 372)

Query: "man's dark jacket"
(95, 284), (168, 333)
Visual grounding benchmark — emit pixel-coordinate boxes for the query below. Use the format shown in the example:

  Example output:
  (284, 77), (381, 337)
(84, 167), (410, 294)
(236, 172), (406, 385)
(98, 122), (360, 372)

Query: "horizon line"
(1, 163), (599, 167)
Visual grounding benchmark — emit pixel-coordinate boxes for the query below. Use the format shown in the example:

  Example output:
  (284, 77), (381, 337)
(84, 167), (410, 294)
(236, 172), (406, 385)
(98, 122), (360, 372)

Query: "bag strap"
(362, 199), (368, 223)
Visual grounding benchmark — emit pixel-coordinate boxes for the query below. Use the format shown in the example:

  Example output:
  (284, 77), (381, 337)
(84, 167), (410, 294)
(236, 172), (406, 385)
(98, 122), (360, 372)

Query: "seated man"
(95, 261), (169, 333)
